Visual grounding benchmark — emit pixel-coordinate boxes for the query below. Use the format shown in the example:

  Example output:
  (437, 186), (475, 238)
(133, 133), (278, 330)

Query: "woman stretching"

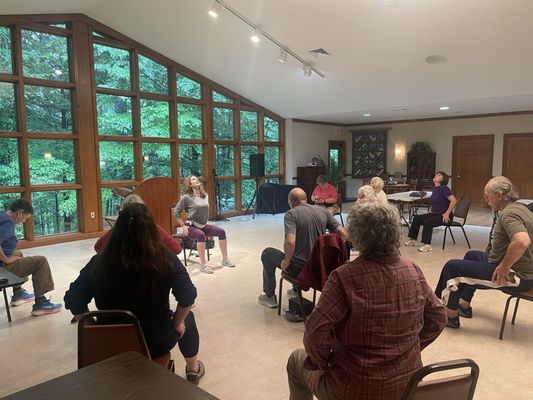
(174, 175), (235, 274)
(65, 203), (205, 384)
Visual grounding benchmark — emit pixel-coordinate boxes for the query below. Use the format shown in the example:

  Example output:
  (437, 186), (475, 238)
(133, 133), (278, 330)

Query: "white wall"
(289, 114), (533, 198)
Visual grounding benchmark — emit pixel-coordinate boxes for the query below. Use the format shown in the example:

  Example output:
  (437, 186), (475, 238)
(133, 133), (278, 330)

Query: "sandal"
(186, 360), (205, 385)
(200, 265), (214, 274)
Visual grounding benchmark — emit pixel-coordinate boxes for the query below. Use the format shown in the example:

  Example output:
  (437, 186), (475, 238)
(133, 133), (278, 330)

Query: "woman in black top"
(64, 203), (205, 384)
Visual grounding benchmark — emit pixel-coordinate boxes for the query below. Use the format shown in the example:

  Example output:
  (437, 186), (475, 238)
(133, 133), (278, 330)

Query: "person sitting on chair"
(370, 176), (388, 205)
(286, 202), (446, 399)
(0, 198), (62, 316)
(404, 171), (457, 252)
(94, 194), (181, 255)
(311, 175), (339, 215)
(64, 203), (206, 384)
(435, 176), (533, 329)
(258, 188), (348, 310)
(173, 176), (234, 274)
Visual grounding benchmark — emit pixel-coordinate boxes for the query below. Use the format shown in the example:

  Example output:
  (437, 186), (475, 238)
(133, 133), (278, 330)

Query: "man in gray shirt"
(258, 188), (348, 309)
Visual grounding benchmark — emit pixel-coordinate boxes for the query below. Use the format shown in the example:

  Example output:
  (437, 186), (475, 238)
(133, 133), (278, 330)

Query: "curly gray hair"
(486, 176), (519, 202)
(347, 202), (401, 257)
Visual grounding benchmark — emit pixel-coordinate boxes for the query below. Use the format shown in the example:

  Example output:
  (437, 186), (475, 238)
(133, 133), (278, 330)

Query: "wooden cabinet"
(407, 151), (436, 183)
(297, 166), (325, 201)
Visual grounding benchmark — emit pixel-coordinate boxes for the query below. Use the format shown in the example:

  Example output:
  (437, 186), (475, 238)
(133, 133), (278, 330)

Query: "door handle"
(456, 175), (461, 178)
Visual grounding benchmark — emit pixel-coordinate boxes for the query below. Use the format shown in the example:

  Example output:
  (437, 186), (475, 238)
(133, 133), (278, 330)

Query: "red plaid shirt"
(304, 255), (446, 400)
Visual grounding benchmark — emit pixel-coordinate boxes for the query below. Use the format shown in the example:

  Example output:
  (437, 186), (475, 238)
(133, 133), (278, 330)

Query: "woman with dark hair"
(405, 171), (457, 252)
(173, 175), (234, 274)
(64, 203), (205, 384)
(286, 202), (446, 399)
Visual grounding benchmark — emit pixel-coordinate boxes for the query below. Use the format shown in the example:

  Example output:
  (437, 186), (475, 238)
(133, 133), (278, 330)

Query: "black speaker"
(250, 153), (265, 178)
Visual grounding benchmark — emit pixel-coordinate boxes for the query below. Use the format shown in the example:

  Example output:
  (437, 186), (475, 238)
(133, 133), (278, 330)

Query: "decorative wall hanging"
(351, 128), (389, 178)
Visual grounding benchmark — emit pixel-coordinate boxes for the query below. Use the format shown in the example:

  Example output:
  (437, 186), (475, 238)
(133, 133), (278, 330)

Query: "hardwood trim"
(292, 118), (345, 127)
(23, 77), (76, 89)
(16, 230), (103, 250)
(95, 87), (135, 97)
(29, 184), (82, 191)
(25, 132), (79, 140)
(17, 21), (72, 37)
(0, 73), (18, 82)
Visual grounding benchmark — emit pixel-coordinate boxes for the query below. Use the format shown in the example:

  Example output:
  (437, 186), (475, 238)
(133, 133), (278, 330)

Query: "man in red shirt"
(287, 202), (446, 400)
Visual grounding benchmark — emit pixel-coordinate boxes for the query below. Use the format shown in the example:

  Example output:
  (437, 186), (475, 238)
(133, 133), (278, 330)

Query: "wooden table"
(4, 351), (220, 400)
(384, 183), (410, 194)
(0, 267), (26, 322)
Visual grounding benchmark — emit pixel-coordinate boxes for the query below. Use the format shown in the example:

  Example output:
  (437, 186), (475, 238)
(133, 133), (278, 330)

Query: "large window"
(0, 16), (284, 245)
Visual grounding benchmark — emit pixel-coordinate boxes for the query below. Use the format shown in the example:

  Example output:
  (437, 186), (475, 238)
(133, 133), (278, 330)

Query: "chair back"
(453, 196), (471, 222)
(400, 359), (479, 400)
(297, 234), (347, 292)
(78, 310), (150, 369)
(409, 179), (418, 191)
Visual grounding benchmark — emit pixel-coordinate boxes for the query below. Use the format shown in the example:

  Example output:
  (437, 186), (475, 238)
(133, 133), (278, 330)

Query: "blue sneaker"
(11, 289), (35, 306)
(31, 299), (62, 316)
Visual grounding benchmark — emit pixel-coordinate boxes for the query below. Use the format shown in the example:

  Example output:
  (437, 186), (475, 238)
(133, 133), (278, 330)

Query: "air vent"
(309, 48), (330, 58)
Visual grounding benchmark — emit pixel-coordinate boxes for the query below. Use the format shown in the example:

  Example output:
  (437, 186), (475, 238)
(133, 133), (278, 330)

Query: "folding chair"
(442, 196), (472, 250)
(170, 205), (212, 266)
(499, 288), (533, 339)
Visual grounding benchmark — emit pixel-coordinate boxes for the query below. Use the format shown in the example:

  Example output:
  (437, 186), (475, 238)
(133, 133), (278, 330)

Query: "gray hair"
(486, 176), (519, 202)
(357, 185), (377, 202)
(347, 202), (401, 257)
(370, 176), (384, 190)
(121, 194), (144, 209)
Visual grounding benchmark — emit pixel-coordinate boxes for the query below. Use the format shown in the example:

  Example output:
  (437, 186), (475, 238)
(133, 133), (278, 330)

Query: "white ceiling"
(3, 0), (533, 124)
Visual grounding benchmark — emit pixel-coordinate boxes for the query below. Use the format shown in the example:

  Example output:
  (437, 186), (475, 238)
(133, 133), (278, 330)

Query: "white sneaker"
(418, 244), (433, 252)
(200, 264), (214, 274)
(221, 259), (235, 268)
(404, 239), (419, 246)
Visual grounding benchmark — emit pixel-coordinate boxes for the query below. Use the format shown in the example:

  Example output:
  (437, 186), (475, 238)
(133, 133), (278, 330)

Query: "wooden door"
(503, 133), (533, 199)
(452, 135), (494, 207)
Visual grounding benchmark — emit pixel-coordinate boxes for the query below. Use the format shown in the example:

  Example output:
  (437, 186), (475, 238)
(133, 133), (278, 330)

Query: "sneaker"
(11, 289), (35, 306)
(404, 239), (419, 246)
(446, 316), (460, 329)
(186, 360), (205, 385)
(200, 265), (214, 274)
(418, 244), (433, 252)
(31, 299), (62, 316)
(258, 294), (278, 308)
(284, 311), (304, 323)
(287, 288), (299, 299)
(221, 259), (235, 268)
(457, 305), (473, 319)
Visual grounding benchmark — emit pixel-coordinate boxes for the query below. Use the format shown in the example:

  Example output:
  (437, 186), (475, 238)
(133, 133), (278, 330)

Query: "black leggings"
(147, 311), (200, 358)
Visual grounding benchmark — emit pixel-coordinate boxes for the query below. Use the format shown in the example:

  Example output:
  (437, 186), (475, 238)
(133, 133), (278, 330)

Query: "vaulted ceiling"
(3, 0), (533, 124)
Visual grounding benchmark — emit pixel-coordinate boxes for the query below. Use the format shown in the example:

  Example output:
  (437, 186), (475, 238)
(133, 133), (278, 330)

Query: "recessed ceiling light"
(363, 113), (371, 117)
(425, 54), (447, 64)
(440, 106), (450, 111)
(250, 29), (261, 43)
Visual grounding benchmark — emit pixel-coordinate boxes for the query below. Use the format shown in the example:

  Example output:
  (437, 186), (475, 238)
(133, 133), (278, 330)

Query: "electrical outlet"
(90, 212), (96, 219)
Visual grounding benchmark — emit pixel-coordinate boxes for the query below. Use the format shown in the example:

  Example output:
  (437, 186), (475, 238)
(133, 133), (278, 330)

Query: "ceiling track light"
(250, 28), (261, 43)
(210, 0), (326, 78)
(278, 47), (288, 63)
(302, 63), (312, 77)
(208, 1), (222, 18)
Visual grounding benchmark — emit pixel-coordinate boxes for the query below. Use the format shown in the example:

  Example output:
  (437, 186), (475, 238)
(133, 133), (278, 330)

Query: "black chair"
(0, 267), (26, 322)
(442, 196), (472, 250)
(332, 192), (344, 226)
(78, 310), (174, 371)
(400, 359), (479, 400)
(499, 288), (533, 340)
(170, 205), (212, 266)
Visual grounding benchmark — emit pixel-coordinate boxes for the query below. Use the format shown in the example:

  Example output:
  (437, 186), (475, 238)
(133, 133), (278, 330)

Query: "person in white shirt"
(370, 176), (388, 205)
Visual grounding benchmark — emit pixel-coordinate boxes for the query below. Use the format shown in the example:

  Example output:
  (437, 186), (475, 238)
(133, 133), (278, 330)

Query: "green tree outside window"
(213, 107), (233, 140)
(139, 54), (168, 94)
(214, 145), (234, 176)
(240, 145), (258, 176)
(177, 73), (201, 99)
(93, 43), (130, 90)
(179, 144), (203, 177)
(0, 193), (23, 238)
(241, 179), (256, 209)
(99, 141), (134, 181)
(22, 30), (69, 81)
(0, 82), (16, 131)
(0, 26), (12, 74)
(240, 111), (258, 141)
(28, 139), (75, 185)
(177, 103), (203, 139)
(32, 190), (78, 236)
(0, 138), (20, 186)
(142, 143), (171, 178)
(264, 116), (279, 142)
(96, 93), (132, 135)
(25, 85), (72, 133)
(212, 90), (233, 104)
(218, 180), (235, 211)
(141, 99), (170, 138)
(264, 146), (280, 174)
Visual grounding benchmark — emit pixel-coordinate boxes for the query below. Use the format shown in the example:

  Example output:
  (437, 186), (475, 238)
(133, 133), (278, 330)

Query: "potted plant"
(325, 161), (346, 191)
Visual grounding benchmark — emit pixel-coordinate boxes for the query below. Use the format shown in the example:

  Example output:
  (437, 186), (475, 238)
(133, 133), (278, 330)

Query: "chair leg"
(312, 289), (317, 306)
(339, 213), (344, 227)
(511, 298), (521, 325)
(278, 277), (283, 316)
(3, 288), (12, 322)
(442, 226), (448, 250)
(461, 226), (471, 249)
(449, 228), (456, 244)
(296, 287), (307, 323)
(499, 295), (515, 340)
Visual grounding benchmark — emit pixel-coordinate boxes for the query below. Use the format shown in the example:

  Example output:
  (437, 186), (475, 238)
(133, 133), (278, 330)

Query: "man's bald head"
(288, 188), (307, 208)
